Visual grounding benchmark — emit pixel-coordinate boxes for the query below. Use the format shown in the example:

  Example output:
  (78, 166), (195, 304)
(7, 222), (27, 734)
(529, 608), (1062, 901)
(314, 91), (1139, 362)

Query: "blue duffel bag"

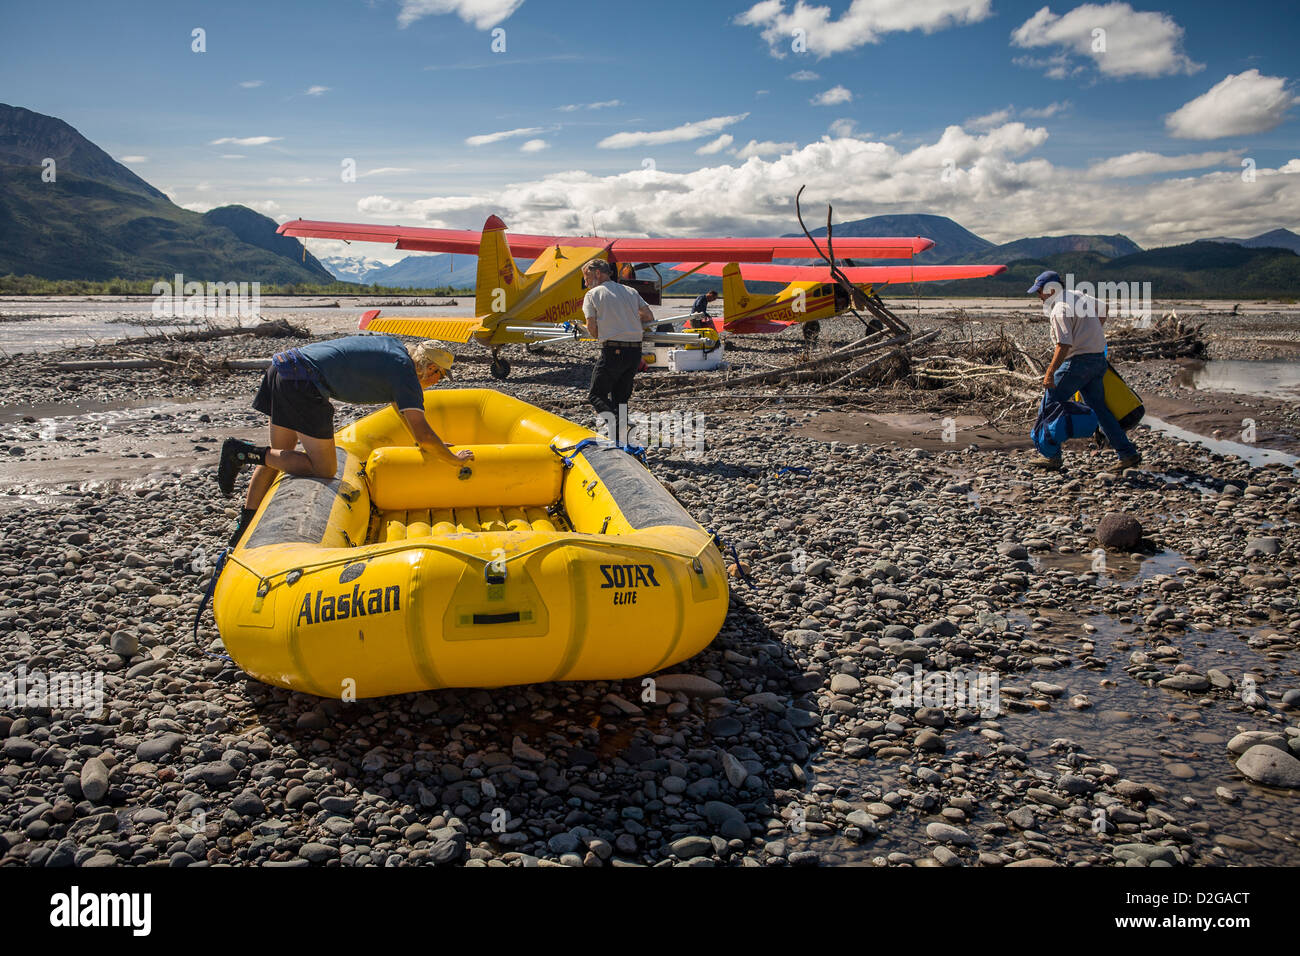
(1031, 390), (1099, 459)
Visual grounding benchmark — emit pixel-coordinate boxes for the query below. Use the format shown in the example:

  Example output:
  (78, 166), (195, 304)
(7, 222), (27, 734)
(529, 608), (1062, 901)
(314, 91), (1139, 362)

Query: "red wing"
(675, 262), (1008, 283)
(276, 218), (598, 257)
(277, 218), (932, 261)
(612, 236), (931, 261)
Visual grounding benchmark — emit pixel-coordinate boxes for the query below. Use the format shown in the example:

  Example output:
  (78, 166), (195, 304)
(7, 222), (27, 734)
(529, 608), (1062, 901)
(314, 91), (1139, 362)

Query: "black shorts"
(252, 367), (335, 439)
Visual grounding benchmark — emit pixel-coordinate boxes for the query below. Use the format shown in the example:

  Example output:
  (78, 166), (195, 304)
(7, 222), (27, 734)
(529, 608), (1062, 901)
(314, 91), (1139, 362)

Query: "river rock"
(1096, 513), (1142, 550)
(1235, 745), (1300, 789)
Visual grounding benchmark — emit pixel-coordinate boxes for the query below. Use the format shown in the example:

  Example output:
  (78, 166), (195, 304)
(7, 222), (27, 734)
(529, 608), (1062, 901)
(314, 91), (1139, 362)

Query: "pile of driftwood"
(48, 319), (308, 376)
(654, 326), (1044, 405)
(121, 318), (309, 345)
(1107, 313), (1206, 360)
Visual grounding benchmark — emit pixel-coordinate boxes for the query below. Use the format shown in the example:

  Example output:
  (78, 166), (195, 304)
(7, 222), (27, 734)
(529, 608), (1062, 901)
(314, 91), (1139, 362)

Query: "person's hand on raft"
(455, 449), (475, 462)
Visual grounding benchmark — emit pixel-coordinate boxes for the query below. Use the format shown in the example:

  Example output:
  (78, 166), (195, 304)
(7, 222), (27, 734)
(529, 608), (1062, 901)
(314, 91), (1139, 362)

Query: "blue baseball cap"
(1027, 270), (1062, 294)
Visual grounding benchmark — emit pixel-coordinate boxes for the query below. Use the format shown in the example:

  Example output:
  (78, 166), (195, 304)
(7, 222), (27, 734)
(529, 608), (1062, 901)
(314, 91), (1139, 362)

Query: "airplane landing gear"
(489, 355), (512, 380)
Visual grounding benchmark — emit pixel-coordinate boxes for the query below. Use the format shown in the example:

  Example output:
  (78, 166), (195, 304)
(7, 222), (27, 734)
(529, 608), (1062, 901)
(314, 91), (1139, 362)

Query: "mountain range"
(0, 104), (333, 283)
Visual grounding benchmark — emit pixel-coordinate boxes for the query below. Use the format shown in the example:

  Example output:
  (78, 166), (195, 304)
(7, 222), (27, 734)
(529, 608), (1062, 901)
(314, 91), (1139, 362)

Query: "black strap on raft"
(193, 548), (230, 642)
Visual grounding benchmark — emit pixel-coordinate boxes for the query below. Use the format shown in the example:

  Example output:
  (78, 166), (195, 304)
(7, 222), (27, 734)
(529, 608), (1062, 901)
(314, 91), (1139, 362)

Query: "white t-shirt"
(1046, 290), (1108, 357)
(582, 281), (648, 343)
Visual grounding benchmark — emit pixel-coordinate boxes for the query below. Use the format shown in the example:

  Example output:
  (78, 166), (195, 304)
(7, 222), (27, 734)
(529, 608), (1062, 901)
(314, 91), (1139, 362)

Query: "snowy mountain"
(320, 255), (391, 283)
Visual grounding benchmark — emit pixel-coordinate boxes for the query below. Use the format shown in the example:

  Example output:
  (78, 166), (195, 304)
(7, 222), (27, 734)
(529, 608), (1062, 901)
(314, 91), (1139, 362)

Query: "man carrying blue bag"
(1028, 271), (1142, 471)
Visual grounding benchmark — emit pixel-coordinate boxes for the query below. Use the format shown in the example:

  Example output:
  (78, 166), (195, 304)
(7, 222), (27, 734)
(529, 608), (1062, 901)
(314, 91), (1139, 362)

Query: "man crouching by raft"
(1029, 270), (1142, 472)
(216, 335), (472, 547)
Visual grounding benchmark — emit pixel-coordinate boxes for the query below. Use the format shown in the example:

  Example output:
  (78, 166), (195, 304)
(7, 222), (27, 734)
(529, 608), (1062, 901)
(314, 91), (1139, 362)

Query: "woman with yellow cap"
(217, 335), (470, 547)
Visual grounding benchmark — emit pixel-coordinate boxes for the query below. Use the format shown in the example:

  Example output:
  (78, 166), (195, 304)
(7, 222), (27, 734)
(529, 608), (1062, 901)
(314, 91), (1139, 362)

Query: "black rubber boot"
(217, 439), (267, 496)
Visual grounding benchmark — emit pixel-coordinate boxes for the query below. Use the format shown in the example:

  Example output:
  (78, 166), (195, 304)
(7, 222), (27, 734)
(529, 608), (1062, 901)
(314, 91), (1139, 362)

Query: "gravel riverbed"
(0, 309), (1297, 867)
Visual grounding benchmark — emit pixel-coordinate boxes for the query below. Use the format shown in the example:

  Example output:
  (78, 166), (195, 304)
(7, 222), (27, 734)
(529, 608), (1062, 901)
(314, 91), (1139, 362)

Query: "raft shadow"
(240, 590), (815, 864)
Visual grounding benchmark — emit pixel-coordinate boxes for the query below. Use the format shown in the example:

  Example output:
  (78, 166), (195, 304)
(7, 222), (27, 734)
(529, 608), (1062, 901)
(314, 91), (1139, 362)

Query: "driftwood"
(1008, 334), (1044, 376)
(122, 318), (308, 345)
(1106, 315), (1206, 360)
(823, 329), (941, 387)
(654, 330), (895, 396)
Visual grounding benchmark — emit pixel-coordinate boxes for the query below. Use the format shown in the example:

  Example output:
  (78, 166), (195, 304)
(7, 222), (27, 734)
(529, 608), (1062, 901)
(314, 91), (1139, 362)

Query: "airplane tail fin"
(720, 262), (771, 325)
(475, 215), (525, 327)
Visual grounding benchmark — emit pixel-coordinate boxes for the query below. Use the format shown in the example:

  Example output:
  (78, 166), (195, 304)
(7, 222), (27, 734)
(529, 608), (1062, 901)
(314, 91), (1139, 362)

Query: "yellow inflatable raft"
(212, 389), (729, 698)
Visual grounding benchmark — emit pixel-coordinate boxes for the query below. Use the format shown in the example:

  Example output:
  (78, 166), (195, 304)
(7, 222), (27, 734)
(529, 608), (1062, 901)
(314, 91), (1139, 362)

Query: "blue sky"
(3, 0), (1297, 256)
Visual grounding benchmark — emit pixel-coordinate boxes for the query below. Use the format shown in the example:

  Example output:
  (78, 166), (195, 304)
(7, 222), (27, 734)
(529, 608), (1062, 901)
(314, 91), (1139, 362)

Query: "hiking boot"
(227, 507), (257, 548)
(1030, 456), (1063, 471)
(1117, 452), (1143, 470)
(218, 439), (264, 496)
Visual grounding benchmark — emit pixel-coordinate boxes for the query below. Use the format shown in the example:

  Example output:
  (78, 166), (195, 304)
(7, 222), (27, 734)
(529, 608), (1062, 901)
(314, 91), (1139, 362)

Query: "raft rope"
(707, 528), (750, 585)
(220, 527), (724, 599)
(192, 547), (230, 641)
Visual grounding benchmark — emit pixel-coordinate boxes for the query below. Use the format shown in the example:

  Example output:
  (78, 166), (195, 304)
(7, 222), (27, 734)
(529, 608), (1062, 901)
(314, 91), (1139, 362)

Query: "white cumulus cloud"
(696, 134), (735, 155)
(1088, 150), (1244, 178)
(397, 0), (524, 30)
(597, 113), (749, 149)
(738, 0), (992, 57)
(733, 139), (798, 159)
(520, 139), (549, 152)
(1165, 70), (1298, 139)
(344, 122), (1300, 251)
(305, 86), (331, 96)
(812, 85), (852, 106)
(1011, 3), (1202, 79)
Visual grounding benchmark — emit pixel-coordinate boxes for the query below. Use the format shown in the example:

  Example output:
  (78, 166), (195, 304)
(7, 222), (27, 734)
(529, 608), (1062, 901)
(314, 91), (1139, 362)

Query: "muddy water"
(1175, 359), (1300, 403)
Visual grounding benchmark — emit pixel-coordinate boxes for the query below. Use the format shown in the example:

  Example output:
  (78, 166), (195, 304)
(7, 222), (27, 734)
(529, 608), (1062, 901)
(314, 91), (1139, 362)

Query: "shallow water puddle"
(1174, 359), (1300, 403)
(1143, 415), (1300, 470)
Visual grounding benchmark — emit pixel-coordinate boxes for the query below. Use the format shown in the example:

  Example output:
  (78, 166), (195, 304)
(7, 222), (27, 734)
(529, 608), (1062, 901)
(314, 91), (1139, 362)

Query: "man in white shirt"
(578, 258), (654, 442)
(1030, 270), (1141, 470)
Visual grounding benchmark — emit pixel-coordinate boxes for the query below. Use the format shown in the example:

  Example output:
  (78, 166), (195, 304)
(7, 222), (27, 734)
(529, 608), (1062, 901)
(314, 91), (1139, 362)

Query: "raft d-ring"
(584, 479), (598, 498)
(484, 558), (507, 585)
(286, 569), (302, 586)
(691, 558), (704, 576)
(256, 579), (270, 597)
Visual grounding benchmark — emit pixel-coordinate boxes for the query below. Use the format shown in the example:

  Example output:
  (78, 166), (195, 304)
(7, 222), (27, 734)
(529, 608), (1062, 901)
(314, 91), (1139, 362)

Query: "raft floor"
(376, 506), (565, 542)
